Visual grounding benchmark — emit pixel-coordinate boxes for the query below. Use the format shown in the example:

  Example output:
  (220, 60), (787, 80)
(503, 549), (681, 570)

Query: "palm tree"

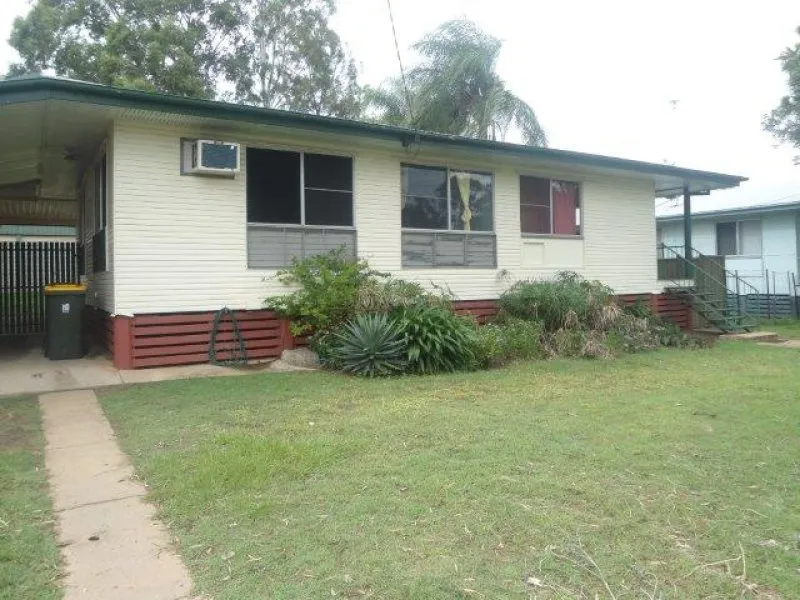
(367, 20), (547, 146)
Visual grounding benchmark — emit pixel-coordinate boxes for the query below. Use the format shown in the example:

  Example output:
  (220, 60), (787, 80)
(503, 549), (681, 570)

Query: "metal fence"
(0, 241), (79, 335)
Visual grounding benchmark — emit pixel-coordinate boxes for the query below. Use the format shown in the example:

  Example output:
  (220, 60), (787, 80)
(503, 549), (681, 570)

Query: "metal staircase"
(658, 244), (759, 333)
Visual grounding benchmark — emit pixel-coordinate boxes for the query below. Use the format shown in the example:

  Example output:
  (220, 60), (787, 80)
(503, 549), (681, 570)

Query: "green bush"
(394, 303), (477, 374)
(474, 318), (542, 368)
(265, 249), (380, 336)
(329, 314), (407, 377)
(355, 278), (432, 314)
(499, 271), (615, 332)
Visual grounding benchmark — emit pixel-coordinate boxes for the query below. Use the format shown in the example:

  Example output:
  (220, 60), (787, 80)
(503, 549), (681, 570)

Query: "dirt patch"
(0, 396), (40, 453)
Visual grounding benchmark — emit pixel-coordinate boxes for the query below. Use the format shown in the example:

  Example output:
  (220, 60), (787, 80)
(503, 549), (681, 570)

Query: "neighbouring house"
(0, 76), (746, 368)
(657, 201), (800, 295)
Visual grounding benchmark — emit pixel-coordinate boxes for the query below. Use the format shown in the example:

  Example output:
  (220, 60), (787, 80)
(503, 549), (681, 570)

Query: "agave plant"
(330, 314), (407, 377)
(393, 303), (477, 374)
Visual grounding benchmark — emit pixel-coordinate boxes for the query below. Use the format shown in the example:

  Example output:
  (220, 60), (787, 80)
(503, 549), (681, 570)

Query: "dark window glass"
(402, 196), (449, 229)
(520, 176), (551, 234)
(716, 221), (737, 256)
(450, 171), (493, 231)
(304, 153), (353, 191)
(403, 165), (447, 199)
(305, 190), (353, 226)
(402, 165), (448, 230)
(247, 148), (301, 224)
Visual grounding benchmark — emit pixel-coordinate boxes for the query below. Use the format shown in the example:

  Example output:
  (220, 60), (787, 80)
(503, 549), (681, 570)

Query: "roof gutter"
(0, 76), (748, 190)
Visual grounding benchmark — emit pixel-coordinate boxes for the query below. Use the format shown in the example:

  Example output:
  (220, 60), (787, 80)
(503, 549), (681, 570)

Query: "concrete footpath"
(39, 389), (196, 600)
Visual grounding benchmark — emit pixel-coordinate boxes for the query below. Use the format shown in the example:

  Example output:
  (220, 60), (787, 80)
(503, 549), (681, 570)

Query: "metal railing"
(657, 244), (756, 331)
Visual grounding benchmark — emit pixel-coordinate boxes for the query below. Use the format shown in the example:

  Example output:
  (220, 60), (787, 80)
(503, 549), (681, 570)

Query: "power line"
(385, 0), (415, 126)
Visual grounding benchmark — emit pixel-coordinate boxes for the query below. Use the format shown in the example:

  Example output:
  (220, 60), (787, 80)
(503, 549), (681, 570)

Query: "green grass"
(100, 343), (800, 599)
(0, 397), (61, 600)
(757, 317), (800, 339)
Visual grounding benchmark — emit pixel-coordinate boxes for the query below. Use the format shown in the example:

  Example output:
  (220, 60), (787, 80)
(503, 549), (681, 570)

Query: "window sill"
(248, 222), (356, 231)
(401, 228), (495, 235)
(521, 233), (583, 240)
(401, 265), (497, 270)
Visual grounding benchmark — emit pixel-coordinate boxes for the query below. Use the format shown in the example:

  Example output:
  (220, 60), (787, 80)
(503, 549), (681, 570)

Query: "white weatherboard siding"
(112, 120), (659, 315)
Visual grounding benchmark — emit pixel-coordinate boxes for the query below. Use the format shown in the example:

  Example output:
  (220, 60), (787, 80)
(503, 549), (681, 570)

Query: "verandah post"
(683, 184), (692, 278)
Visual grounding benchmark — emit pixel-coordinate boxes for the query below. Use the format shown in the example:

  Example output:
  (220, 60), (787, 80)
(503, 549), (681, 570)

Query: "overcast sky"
(2, 0), (799, 213)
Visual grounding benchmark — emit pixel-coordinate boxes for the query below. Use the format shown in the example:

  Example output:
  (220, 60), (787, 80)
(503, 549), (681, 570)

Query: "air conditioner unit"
(189, 140), (240, 175)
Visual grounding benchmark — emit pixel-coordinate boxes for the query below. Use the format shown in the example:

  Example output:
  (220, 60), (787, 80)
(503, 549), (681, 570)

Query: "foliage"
(499, 274), (703, 359)
(473, 317), (542, 368)
(355, 278), (451, 314)
(265, 249), (379, 336)
(328, 314), (406, 377)
(764, 26), (800, 159)
(9, 0), (362, 116)
(393, 303), (477, 374)
(9, 0), (244, 97)
(355, 278), (430, 314)
(498, 271), (615, 332)
(223, 0), (361, 116)
(367, 19), (547, 145)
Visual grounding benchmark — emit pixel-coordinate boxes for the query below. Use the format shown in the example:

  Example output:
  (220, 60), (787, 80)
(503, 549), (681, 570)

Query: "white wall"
(111, 120), (660, 315)
(657, 212), (799, 294)
(761, 212), (798, 294)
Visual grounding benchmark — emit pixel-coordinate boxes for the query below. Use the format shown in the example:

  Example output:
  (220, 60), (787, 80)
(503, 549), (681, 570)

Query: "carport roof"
(0, 75), (748, 197)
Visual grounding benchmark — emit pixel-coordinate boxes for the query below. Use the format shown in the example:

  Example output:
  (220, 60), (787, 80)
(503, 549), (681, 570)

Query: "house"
(0, 75), (746, 368)
(657, 201), (800, 295)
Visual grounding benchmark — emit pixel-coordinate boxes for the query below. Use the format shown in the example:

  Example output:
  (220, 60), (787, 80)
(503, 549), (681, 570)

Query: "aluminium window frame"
(245, 145), (356, 230)
(519, 174), (583, 239)
(715, 219), (762, 257)
(400, 162), (496, 234)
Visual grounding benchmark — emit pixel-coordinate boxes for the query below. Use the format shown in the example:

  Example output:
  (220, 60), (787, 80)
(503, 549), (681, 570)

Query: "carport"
(0, 77), (110, 350)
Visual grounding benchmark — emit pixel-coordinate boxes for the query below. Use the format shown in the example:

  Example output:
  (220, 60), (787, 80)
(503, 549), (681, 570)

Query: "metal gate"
(0, 241), (79, 336)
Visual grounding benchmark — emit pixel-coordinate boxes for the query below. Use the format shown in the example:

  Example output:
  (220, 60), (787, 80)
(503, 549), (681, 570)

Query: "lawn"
(101, 343), (800, 599)
(0, 396), (61, 600)
(758, 317), (800, 340)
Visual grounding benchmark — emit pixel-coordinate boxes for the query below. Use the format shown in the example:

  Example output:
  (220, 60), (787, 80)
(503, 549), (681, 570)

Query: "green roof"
(0, 75), (747, 195)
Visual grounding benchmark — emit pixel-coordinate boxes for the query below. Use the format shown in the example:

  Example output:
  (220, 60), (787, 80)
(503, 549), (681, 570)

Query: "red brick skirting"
(100, 294), (691, 369)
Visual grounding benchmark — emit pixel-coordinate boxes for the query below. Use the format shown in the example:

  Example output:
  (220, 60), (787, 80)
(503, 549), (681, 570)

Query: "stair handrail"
(658, 244), (760, 297)
(658, 244), (752, 326)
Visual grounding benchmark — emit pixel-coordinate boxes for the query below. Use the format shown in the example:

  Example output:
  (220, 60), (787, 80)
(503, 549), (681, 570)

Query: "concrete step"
(720, 331), (780, 343)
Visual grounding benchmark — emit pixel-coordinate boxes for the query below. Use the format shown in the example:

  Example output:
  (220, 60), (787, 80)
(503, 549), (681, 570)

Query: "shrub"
(499, 271), (615, 332)
(355, 278), (431, 314)
(265, 249), (380, 336)
(394, 303), (477, 374)
(474, 318), (542, 368)
(329, 314), (407, 377)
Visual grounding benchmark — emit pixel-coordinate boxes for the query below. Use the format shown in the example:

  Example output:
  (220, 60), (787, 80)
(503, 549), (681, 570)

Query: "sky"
(1, 0), (799, 214)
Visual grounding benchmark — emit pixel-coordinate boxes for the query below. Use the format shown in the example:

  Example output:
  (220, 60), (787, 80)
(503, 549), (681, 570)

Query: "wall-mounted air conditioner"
(188, 140), (240, 175)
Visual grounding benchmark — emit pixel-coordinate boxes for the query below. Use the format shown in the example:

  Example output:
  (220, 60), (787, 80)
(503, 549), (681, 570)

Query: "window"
(716, 220), (761, 256)
(519, 176), (581, 236)
(400, 164), (496, 268)
(246, 148), (353, 227)
(401, 165), (494, 232)
(246, 148), (356, 268)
